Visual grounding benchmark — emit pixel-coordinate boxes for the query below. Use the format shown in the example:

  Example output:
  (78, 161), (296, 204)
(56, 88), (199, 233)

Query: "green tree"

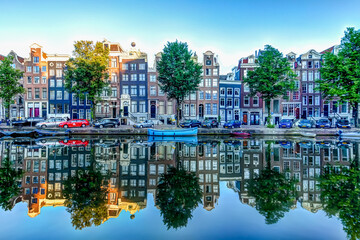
(0, 56), (25, 120)
(247, 143), (297, 224)
(317, 28), (360, 127)
(64, 41), (110, 120)
(63, 163), (109, 230)
(0, 158), (23, 211)
(318, 163), (360, 240)
(156, 166), (202, 229)
(244, 45), (297, 126)
(157, 41), (202, 126)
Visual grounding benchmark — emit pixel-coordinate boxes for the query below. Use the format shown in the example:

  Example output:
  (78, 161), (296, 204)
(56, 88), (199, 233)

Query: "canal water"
(0, 136), (358, 240)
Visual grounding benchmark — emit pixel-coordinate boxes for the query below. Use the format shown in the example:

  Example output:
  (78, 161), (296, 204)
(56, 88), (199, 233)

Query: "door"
(124, 106), (129, 117)
(151, 105), (156, 118)
(112, 108), (116, 118)
(199, 105), (204, 118)
(324, 105), (329, 117)
(243, 113), (248, 125)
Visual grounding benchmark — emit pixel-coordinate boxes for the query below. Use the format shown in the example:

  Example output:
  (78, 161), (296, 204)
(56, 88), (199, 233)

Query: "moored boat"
(148, 128), (198, 136)
(230, 132), (251, 137)
(338, 130), (360, 139)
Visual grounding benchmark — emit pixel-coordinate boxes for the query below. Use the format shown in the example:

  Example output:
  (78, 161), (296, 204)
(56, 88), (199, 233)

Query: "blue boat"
(148, 127), (198, 136)
(148, 136), (198, 144)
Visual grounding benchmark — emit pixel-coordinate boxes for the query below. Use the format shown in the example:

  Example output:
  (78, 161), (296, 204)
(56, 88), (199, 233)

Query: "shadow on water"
(0, 135), (359, 239)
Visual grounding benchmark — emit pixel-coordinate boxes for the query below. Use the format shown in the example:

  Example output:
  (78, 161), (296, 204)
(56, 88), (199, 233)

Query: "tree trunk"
(266, 99), (271, 126)
(353, 102), (358, 128)
(176, 99), (180, 128)
(6, 102), (10, 122)
(92, 100), (96, 121)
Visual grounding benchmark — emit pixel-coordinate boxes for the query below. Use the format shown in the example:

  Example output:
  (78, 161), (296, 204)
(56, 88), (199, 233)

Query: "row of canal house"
(0, 43), (358, 125)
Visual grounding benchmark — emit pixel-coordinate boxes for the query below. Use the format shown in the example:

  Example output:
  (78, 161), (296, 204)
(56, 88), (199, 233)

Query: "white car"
(36, 118), (66, 128)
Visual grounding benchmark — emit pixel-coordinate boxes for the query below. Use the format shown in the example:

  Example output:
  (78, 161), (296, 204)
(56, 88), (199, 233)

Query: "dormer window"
(309, 54), (312, 59)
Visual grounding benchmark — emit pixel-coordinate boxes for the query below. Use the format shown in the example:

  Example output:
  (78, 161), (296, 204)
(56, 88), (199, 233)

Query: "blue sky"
(0, 0), (359, 72)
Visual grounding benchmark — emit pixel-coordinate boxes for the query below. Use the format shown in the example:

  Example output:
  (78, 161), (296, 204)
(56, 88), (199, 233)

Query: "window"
(27, 66), (32, 72)
(184, 104), (189, 116)
(205, 78), (211, 87)
(139, 101), (146, 113)
(293, 91), (299, 100)
(205, 103), (211, 115)
(33, 57), (39, 63)
(199, 91), (204, 100)
(159, 89), (164, 96)
(34, 77), (40, 84)
(50, 79), (55, 87)
(213, 91), (218, 100)
(27, 88), (32, 99)
(130, 64), (136, 71)
(159, 101), (165, 115)
(212, 78), (218, 87)
(167, 102), (173, 114)
(199, 79), (204, 87)
(131, 86), (137, 96)
(56, 79), (62, 87)
(56, 91), (62, 100)
(139, 74), (145, 81)
(213, 68), (218, 75)
(56, 62), (62, 68)
(309, 96), (313, 105)
(139, 63), (145, 70)
(244, 96), (249, 106)
(139, 86), (146, 96)
(111, 74), (117, 83)
(111, 59), (117, 68)
(56, 69), (62, 77)
(341, 103), (347, 113)
(309, 83), (313, 93)
(122, 64), (128, 70)
(131, 74), (137, 81)
(302, 96), (307, 105)
(50, 90), (55, 100)
(302, 83), (307, 93)
(122, 85), (129, 95)
(49, 69), (55, 76)
(42, 76), (46, 84)
(315, 96), (320, 105)
(42, 88), (47, 99)
(150, 75), (156, 82)
(33, 66), (39, 73)
(111, 87), (117, 97)
(308, 72), (314, 81)
(150, 86), (156, 96)
(315, 61), (320, 68)
(220, 88), (225, 96)
(315, 71), (320, 80)
(234, 88), (240, 96)
(253, 96), (259, 106)
(27, 76), (32, 84)
(213, 104), (218, 115)
(35, 88), (40, 99)
(122, 74), (129, 81)
(205, 68), (212, 76)
(243, 83), (250, 92)
(234, 98), (239, 107)
(308, 61), (313, 68)
(72, 94), (77, 105)
(190, 104), (196, 116)
(302, 61), (307, 69)
(205, 91), (211, 100)
(220, 98), (225, 107)
(226, 99), (232, 107)
(131, 101), (137, 112)
(227, 88), (233, 96)
(283, 105), (288, 116)
(190, 92), (196, 100)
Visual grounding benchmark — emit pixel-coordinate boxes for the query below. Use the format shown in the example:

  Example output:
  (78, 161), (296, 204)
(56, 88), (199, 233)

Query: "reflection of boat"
(148, 128), (197, 136)
(0, 129), (69, 138)
(339, 130), (360, 139)
(59, 139), (89, 147)
(316, 141), (332, 148)
(148, 136), (198, 145)
(230, 132), (251, 137)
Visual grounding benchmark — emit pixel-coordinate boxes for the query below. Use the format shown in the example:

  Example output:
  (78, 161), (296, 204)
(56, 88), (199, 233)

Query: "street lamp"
(53, 106), (56, 119)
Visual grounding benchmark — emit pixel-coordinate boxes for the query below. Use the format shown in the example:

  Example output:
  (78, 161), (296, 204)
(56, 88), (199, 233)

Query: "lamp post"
(54, 106), (56, 119)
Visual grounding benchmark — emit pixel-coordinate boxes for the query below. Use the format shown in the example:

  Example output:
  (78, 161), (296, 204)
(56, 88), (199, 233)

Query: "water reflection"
(0, 136), (358, 237)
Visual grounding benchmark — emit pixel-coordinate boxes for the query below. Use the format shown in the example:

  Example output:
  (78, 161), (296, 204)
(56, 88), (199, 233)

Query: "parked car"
(59, 119), (90, 128)
(180, 120), (202, 128)
(298, 119), (314, 128)
(316, 119), (331, 128)
(133, 120), (154, 128)
(59, 139), (89, 147)
(202, 119), (219, 128)
(94, 118), (120, 128)
(35, 118), (66, 128)
(336, 119), (351, 129)
(12, 117), (44, 127)
(223, 120), (241, 129)
(278, 119), (293, 128)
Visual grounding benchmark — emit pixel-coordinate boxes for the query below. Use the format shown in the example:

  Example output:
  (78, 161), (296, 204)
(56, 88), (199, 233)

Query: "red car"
(59, 139), (89, 147)
(59, 119), (89, 128)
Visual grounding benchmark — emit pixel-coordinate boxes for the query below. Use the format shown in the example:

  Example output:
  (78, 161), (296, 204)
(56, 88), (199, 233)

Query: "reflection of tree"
(319, 163), (360, 240)
(156, 167), (202, 230)
(247, 143), (297, 224)
(63, 165), (109, 230)
(0, 158), (23, 211)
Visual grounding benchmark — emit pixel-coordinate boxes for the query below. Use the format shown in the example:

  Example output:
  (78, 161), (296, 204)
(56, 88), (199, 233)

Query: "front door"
(113, 108), (116, 118)
(151, 105), (156, 118)
(199, 105), (204, 118)
(324, 105), (329, 117)
(124, 106), (128, 117)
(243, 113), (248, 125)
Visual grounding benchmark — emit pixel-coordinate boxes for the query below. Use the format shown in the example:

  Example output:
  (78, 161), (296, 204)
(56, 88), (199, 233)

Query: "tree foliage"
(156, 167), (202, 230)
(63, 165), (109, 230)
(157, 41), (202, 126)
(0, 158), (23, 211)
(0, 55), (25, 120)
(318, 164), (360, 240)
(247, 143), (297, 224)
(317, 27), (360, 127)
(64, 41), (110, 120)
(244, 45), (296, 125)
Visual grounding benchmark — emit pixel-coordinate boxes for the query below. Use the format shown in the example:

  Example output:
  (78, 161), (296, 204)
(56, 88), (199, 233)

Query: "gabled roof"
(30, 43), (43, 49)
(320, 46), (335, 54)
